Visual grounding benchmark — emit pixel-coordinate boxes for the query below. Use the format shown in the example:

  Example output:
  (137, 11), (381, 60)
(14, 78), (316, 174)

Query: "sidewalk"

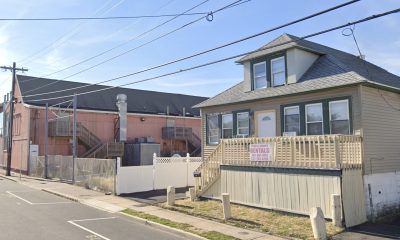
(1, 174), (282, 240)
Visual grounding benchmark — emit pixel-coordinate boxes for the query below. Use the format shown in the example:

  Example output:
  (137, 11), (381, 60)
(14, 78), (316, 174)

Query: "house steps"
(194, 143), (223, 197)
(48, 121), (124, 159)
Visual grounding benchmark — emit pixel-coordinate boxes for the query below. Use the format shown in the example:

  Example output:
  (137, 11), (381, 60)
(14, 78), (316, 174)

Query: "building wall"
(29, 108), (201, 157)
(201, 86), (361, 159)
(286, 48), (319, 84)
(1, 80), (31, 173)
(360, 85), (400, 219)
(2, 79), (202, 172)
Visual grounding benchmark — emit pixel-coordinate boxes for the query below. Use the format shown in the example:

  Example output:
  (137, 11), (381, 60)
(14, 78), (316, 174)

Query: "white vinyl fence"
(116, 153), (202, 195)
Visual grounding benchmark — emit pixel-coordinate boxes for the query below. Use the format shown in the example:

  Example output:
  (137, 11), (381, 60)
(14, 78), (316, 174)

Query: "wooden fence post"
(331, 194), (342, 227)
(167, 186), (175, 206)
(310, 207), (327, 240)
(222, 193), (231, 220)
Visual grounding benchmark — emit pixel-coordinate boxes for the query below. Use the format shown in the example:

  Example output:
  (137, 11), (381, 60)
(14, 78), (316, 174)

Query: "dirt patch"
(159, 198), (344, 240)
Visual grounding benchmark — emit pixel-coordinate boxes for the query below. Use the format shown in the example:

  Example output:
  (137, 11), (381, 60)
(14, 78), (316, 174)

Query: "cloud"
(157, 78), (241, 87)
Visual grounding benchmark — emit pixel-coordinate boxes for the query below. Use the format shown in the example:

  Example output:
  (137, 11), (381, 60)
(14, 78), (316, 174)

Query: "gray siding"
(201, 86), (361, 159)
(360, 86), (400, 175)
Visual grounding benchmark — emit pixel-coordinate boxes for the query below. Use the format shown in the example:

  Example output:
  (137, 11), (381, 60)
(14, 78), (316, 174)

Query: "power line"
(21, 0), (246, 95)
(21, 0), (360, 98)
(22, 8), (400, 103)
(20, 0), (214, 87)
(0, 12), (210, 21)
(18, 0), (127, 65)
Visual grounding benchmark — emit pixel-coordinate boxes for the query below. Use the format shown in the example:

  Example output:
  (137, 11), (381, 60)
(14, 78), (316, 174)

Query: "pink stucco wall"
(1, 80), (201, 172)
(31, 109), (201, 157)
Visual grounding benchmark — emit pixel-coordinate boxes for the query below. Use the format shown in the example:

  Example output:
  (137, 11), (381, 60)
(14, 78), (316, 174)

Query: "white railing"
(222, 135), (362, 169)
(194, 134), (363, 196)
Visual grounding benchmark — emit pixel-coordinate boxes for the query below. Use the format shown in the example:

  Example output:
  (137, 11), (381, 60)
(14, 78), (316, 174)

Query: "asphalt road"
(0, 178), (192, 240)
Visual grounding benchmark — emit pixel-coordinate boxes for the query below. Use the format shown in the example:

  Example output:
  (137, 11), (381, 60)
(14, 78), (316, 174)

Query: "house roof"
(195, 34), (400, 108)
(17, 75), (208, 116)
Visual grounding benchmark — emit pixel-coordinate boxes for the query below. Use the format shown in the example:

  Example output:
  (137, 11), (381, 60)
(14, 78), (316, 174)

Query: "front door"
(256, 110), (276, 137)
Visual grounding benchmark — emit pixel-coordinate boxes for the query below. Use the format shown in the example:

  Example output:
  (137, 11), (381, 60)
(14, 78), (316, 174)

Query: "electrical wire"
(49, 99), (73, 108)
(18, 0), (120, 64)
(0, 13), (210, 21)
(19, 0), (214, 86)
(20, 0), (244, 95)
(22, 8), (400, 103)
(21, 0), (360, 98)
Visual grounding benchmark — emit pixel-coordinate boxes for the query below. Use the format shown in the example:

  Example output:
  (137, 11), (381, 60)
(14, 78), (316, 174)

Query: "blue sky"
(0, 0), (399, 100)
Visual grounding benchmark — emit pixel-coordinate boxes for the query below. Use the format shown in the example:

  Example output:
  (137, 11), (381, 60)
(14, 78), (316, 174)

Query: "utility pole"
(44, 103), (48, 179)
(0, 62), (28, 176)
(72, 94), (77, 183)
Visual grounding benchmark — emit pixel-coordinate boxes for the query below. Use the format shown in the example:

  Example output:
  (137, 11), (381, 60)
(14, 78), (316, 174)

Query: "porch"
(194, 134), (366, 227)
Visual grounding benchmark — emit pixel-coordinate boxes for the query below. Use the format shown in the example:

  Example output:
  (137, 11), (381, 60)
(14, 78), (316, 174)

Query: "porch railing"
(194, 134), (362, 196)
(222, 135), (362, 169)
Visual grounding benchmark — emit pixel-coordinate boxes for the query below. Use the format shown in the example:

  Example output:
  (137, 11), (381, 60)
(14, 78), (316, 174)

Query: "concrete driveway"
(333, 218), (400, 239)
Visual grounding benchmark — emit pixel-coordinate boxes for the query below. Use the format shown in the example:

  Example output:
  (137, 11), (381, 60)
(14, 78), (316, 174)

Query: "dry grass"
(160, 199), (344, 240)
(122, 208), (239, 240)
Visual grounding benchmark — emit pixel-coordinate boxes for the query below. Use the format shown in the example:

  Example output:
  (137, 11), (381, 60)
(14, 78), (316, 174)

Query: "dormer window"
(271, 56), (286, 86)
(251, 53), (286, 90)
(253, 62), (267, 89)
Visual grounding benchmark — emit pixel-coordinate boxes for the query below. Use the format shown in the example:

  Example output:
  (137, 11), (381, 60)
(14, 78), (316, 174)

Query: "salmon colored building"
(0, 75), (206, 174)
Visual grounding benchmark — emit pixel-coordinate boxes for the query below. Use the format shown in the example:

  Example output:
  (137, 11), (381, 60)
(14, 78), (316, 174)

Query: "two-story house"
(193, 34), (400, 227)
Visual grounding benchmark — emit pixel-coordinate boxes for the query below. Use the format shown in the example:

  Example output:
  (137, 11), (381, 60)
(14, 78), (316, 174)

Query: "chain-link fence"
(30, 155), (116, 194)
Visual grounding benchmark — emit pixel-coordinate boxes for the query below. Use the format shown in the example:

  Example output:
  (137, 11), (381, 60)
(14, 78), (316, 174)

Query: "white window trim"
(253, 61), (267, 89)
(221, 114), (233, 139)
(305, 103), (324, 135)
(329, 99), (350, 134)
(271, 56), (286, 87)
(207, 115), (219, 144)
(283, 106), (300, 133)
(236, 112), (249, 137)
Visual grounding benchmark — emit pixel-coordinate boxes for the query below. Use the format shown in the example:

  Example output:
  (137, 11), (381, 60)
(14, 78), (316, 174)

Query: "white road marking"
(68, 217), (116, 240)
(71, 217), (116, 222)
(6, 191), (33, 204)
(6, 191), (73, 205)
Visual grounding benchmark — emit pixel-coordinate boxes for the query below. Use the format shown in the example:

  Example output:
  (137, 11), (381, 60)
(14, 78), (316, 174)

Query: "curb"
(41, 189), (80, 203)
(0, 175), (18, 182)
(41, 187), (206, 240)
(119, 212), (207, 240)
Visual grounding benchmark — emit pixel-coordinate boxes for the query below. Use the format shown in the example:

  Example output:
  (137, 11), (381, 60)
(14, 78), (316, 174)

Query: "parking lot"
(0, 177), (193, 240)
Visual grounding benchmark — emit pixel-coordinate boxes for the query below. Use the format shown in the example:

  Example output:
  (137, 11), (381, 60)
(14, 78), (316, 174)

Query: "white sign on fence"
(250, 143), (273, 161)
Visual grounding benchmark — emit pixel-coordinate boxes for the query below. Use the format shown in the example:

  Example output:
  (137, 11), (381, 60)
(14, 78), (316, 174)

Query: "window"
(329, 100), (350, 134)
(237, 112), (249, 137)
(222, 114), (233, 138)
(271, 56), (286, 86)
(306, 103), (323, 135)
(253, 62), (267, 89)
(13, 114), (21, 136)
(284, 106), (300, 135)
(207, 115), (219, 144)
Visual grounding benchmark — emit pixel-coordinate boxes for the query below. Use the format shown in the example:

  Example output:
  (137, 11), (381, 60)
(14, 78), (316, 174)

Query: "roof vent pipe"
(116, 94), (127, 142)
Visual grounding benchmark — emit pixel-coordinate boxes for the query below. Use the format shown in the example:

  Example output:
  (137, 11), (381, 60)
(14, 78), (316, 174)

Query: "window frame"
(206, 114), (219, 145)
(236, 112), (250, 137)
(270, 56), (286, 87)
(305, 103), (324, 135)
(221, 113), (233, 139)
(252, 61), (267, 90)
(283, 106), (300, 135)
(280, 97), (352, 136)
(329, 99), (350, 134)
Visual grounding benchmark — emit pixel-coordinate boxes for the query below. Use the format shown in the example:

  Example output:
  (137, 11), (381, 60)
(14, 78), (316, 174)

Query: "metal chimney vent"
(116, 94), (127, 142)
